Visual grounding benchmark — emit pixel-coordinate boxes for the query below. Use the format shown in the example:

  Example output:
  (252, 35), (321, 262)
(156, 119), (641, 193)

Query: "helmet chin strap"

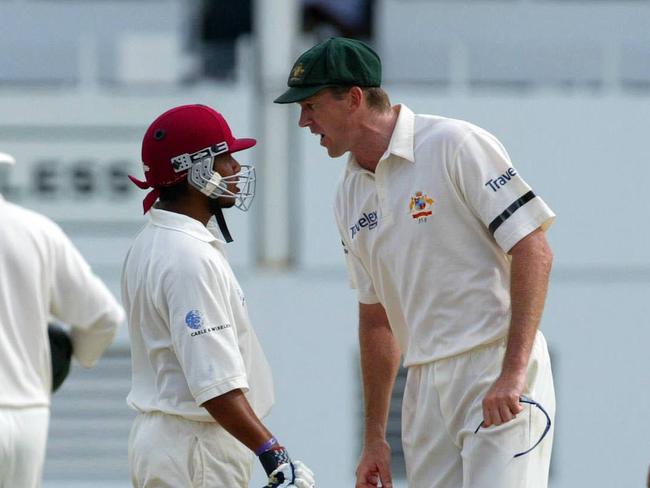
(213, 206), (233, 243)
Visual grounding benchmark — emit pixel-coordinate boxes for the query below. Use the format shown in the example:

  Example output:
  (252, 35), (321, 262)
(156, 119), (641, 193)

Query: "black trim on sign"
(489, 191), (536, 235)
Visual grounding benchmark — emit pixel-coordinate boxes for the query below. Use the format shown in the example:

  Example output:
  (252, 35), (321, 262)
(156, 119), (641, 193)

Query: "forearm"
(359, 303), (401, 442)
(502, 229), (553, 377)
(202, 389), (273, 452)
(204, 389), (315, 485)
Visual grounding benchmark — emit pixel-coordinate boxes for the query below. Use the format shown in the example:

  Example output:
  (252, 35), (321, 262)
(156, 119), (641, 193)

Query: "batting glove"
(259, 446), (315, 488)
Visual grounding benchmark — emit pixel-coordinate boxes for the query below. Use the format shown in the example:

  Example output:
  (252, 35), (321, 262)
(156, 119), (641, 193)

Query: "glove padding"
(259, 446), (314, 488)
(263, 461), (315, 488)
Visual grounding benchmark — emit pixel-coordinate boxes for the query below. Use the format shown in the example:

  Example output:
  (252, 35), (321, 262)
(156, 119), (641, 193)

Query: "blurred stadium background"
(1, 0), (649, 486)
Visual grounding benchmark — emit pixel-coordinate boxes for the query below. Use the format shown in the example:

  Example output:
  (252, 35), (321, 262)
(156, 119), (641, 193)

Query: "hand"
(259, 446), (314, 488)
(481, 372), (526, 427)
(356, 439), (393, 488)
(263, 461), (314, 488)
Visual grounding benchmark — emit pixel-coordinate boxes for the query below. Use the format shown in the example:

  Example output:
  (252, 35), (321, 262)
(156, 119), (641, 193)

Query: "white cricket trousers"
(129, 411), (253, 488)
(402, 332), (555, 488)
(0, 406), (49, 488)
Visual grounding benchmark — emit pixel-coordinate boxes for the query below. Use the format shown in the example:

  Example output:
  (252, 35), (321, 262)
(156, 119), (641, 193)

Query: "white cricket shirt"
(122, 208), (274, 422)
(0, 195), (124, 408)
(334, 105), (555, 367)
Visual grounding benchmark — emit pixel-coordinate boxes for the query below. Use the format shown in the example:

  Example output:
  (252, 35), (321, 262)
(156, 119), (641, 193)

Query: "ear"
(348, 86), (364, 111)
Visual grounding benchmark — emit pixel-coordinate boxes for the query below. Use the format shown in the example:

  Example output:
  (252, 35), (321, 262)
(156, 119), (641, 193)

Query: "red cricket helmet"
(130, 104), (256, 213)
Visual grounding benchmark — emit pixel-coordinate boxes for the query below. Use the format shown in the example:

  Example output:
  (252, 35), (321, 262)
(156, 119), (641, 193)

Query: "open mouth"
(311, 129), (324, 142)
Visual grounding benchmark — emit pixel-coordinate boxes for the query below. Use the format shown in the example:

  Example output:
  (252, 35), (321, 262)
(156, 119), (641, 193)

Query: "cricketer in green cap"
(274, 32), (556, 488)
(274, 37), (382, 104)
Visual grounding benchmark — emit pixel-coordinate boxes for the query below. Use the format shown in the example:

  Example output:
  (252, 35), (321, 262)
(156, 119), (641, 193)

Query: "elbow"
(71, 320), (119, 368)
(510, 229), (554, 272)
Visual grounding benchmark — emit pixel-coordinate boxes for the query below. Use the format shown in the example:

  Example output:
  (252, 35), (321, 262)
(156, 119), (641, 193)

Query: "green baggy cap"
(274, 37), (382, 104)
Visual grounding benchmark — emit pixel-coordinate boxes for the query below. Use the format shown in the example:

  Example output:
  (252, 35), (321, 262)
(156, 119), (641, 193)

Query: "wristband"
(259, 446), (291, 476)
(255, 436), (279, 456)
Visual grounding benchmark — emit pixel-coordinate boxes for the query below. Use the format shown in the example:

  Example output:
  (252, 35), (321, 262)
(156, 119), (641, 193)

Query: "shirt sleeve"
(163, 255), (248, 406)
(450, 128), (556, 252)
(334, 195), (379, 304)
(340, 238), (379, 304)
(48, 223), (124, 368)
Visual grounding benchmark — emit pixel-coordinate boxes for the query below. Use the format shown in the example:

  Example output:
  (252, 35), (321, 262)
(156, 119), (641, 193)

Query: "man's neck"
(155, 201), (211, 226)
(351, 105), (400, 172)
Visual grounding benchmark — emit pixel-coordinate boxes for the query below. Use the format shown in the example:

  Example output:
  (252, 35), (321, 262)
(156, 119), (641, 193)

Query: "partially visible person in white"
(0, 151), (124, 488)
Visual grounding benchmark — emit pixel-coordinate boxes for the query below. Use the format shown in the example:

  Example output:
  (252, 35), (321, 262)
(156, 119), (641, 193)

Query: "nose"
(298, 107), (311, 128)
(232, 158), (241, 174)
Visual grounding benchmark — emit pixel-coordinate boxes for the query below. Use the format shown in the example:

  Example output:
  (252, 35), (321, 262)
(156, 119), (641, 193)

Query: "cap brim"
(230, 138), (257, 153)
(0, 152), (16, 166)
(273, 85), (330, 104)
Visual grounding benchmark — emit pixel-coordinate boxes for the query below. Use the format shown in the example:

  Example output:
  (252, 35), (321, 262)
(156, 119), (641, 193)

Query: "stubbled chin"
(326, 146), (344, 158)
(320, 135), (343, 157)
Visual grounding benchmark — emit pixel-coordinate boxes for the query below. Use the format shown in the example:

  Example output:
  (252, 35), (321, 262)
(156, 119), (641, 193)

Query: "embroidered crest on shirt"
(409, 191), (434, 222)
(185, 310), (204, 330)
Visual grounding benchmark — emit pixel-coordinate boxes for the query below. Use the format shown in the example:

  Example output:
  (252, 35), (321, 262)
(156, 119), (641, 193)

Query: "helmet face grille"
(184, 144), (256, 211)
(229, 165), (256, 211)
(201, 165), (256, 212)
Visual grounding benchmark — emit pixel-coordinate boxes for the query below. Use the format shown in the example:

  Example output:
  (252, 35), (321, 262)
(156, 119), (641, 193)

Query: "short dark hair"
(326, 86), (391, 112)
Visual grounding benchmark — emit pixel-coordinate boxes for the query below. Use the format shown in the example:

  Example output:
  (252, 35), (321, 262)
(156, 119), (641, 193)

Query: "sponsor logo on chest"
(350, 210), (379, 239)
(484, 167), (517, 192)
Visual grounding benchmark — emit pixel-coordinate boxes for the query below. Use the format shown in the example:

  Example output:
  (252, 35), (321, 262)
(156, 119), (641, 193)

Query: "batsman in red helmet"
(122, 105), (314, 488)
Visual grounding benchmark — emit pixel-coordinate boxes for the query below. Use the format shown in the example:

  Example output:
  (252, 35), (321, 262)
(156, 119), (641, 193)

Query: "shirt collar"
(384, 104), (415, 163)
(148, 208), (228, 245)
(346, 104), (416, 173)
